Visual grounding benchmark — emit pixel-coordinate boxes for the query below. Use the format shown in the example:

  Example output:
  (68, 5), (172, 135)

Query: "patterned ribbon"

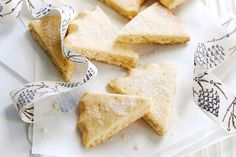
(193, 17), (236, 133)
(0, 0), (97, 123)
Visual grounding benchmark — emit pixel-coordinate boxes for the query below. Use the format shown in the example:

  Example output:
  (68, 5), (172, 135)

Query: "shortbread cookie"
(29, 16), (74, 82)
(78, 92), (152, 148)
(101, 0), (145, 19)
(64, 7), (139, 69)
(108, 62), (177, 135)
(116, 2), (190, 44)
(159, 0), (187, 9)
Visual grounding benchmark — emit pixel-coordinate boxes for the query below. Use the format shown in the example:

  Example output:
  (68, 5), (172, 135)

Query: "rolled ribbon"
(0, 0), (97, 123)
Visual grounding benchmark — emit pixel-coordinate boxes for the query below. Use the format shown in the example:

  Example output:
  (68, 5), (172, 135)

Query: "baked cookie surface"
(77, 92), (152, 148)
(64, 7), (139, 69)
(159, 0), (187, 9)
(116, 2), (190, 44)
(101, 0), (145, 19)
(29, 16), (74, 82)
(109, 62), (177, 135)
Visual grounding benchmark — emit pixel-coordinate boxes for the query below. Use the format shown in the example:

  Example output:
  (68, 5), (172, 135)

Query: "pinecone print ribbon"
(193, 17), (236, 133)
(0, 0), (97, 123)
(198, 88), (220, 117)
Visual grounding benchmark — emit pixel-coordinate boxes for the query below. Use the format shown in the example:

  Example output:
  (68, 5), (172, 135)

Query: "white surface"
(0, 64), (31, 156)
(0, 20), (36, 82)
(0, 0), (236, 157)
(30, 0), (220, 157)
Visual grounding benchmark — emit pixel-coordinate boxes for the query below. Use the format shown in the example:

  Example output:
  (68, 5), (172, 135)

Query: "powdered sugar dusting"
(131, 73), (170, 97)
(43, 20), (53, 33)
(42, 19), (58, 41)
(104, 98), (137, 116)
(89, 108), (103, 125)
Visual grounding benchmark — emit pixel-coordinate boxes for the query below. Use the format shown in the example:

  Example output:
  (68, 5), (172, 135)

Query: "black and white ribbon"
(1, 0), (97, 123)
(193, 17), (236, 133)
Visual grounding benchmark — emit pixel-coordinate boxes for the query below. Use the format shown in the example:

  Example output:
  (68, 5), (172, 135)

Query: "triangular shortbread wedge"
(101, 0), (145, 19)
(64, 7), (139, 69)
(29, 16), (74, 82)
(77, 92), (152, 148)
(116, 2), (190, 44)
(108, 62), (177, 135)
(159, 0), (187, 9)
